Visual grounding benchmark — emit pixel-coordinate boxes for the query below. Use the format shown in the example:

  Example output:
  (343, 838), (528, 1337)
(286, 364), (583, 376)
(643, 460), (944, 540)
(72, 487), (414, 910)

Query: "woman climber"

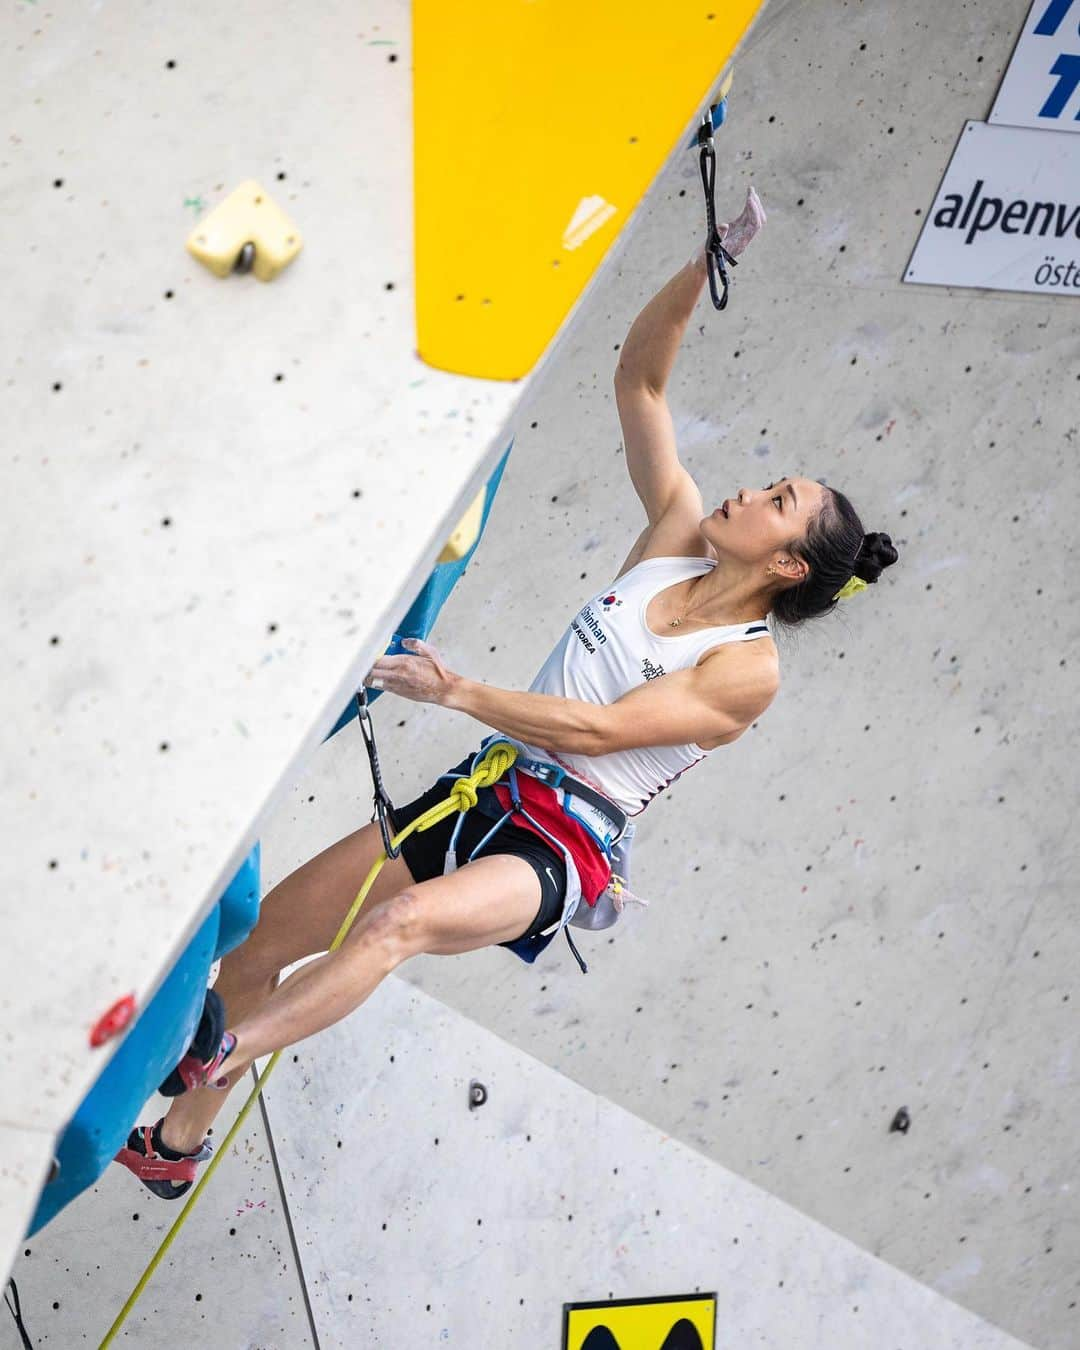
(117, 185), (898, 1197)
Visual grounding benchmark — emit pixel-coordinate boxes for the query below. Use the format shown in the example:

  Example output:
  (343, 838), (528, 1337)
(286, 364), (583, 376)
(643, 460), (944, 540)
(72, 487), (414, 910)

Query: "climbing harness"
(472, 735), (649, 937)
(99, 689), (637, 1344)
(436, 733), (633, 974)
(694, 100), (738, 310)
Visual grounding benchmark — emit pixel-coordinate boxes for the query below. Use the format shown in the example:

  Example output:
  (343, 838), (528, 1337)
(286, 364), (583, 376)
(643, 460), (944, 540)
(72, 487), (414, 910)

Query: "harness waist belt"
(511, 756), (628, 846)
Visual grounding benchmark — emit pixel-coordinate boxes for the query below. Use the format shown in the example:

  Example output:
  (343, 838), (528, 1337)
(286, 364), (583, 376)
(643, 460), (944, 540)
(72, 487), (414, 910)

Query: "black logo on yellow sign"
(563, 1293), (715, 1350)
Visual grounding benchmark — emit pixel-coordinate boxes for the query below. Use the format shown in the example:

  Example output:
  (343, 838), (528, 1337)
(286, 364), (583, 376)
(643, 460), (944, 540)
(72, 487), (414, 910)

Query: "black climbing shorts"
(387, 753), (568, 945)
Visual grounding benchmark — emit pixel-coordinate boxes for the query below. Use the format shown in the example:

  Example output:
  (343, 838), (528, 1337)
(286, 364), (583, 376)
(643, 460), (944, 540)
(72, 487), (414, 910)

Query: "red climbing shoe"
(114, 1118), (212, 1200)
(158, 1029), (237, 1095)
(158, 987), (238, 1095)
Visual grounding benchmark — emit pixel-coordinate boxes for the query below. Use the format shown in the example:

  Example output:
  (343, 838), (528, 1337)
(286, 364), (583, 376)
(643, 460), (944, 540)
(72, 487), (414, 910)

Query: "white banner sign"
(990, 0), (1080, 131)
(904, 120), (1080, 296)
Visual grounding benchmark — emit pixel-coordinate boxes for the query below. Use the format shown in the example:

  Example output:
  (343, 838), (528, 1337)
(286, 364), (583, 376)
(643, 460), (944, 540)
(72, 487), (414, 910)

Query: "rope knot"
(451, 779), (479, 812)
(477, 743), (517, 785)
(451, 743), (519, 810)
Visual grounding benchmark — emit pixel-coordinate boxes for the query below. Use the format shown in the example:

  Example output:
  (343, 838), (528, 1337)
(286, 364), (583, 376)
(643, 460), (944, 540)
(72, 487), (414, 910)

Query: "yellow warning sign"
(563, 1293), (716, 1349)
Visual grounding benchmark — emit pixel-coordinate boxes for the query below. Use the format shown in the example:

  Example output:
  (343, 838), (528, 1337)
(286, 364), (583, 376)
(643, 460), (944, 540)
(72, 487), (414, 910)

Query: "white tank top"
(516, 556), (773, 818)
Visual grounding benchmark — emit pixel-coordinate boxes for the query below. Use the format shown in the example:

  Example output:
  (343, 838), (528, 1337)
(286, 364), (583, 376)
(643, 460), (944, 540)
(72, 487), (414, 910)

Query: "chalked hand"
(690, 184), (766, 266)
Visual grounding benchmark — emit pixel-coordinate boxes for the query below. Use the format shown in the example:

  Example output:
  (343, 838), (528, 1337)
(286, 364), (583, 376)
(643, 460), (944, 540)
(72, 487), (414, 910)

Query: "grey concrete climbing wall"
(7, 0), (1079, 1346)
(263, 1), (1080, 1346)
(4, 979), (1037, 1348)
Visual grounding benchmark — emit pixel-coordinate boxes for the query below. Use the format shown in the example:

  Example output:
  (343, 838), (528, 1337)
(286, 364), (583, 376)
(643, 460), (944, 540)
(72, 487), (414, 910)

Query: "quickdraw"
(694, 95), (738, 310)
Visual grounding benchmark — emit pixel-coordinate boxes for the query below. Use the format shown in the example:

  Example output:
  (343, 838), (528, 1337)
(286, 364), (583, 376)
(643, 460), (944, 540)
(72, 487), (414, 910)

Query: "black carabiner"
(354, 686), (402, 860)
(697, 110), (737, 311)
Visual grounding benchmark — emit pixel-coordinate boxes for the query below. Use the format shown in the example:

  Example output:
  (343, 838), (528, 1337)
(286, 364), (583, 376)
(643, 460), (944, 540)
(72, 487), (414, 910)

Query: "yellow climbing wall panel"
(413, 0), (764, 381)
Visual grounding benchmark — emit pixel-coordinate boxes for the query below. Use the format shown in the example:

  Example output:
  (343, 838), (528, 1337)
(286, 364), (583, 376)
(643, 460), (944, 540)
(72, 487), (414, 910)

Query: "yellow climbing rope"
(99, 741), (519, 1349)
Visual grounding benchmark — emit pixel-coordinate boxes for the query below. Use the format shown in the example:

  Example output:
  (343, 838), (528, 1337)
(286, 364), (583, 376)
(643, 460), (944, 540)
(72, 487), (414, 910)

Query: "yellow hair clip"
(833, 575), (869, 601)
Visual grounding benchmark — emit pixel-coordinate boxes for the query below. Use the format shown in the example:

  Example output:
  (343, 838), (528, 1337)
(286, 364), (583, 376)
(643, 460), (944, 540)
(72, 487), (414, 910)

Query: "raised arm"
(616, 254), (708, 395)
(614, 256), (708, 525)
(614, 189), (765, 526)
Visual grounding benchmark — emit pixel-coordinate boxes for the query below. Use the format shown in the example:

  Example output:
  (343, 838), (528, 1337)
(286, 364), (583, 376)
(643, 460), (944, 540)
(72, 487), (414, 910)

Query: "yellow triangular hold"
(413, 1), (763, 379)
(185, 180), (303, 282)
(436, 486), (486, 564)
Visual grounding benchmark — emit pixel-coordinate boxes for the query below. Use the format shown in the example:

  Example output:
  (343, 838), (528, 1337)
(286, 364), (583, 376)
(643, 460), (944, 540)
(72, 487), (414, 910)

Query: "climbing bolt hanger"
(694, 102), (738, 310)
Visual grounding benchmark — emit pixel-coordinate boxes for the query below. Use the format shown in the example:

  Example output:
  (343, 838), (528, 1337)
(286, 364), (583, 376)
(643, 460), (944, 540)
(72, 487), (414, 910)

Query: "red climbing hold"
(89, 994), (137, 1047)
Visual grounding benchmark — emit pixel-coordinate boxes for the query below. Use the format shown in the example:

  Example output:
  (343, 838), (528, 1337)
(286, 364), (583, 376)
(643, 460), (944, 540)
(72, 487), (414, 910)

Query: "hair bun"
(854, 531), (899, 585)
